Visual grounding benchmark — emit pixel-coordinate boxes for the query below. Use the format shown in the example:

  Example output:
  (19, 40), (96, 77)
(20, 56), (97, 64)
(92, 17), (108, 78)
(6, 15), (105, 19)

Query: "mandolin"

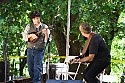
(28, 31), (43, 43)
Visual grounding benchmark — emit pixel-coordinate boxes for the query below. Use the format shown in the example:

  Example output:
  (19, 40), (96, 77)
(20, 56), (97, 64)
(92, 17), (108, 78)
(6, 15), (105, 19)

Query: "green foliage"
(111, 36), (125, 79)
(110, 12), (125, 80)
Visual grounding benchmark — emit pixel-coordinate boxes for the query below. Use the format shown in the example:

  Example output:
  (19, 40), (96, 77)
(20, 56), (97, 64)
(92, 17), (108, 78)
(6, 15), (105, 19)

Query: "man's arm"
(22, 24), (30, 41)
(79, 54), (95, 62)
(71, 54), (95, 64)
(42, 24), (50, 42)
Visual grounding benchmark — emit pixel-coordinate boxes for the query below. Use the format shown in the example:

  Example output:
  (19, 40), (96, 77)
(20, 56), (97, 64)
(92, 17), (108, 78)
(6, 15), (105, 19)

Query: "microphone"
(52, 14), (61, 25)
(49, 14), (61, 30)
(54, 14), (61, 18)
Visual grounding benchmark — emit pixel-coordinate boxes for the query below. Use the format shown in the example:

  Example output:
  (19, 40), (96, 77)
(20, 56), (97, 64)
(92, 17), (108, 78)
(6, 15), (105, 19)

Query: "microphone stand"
(44, 33), (51, 80)
(45, 14), (60, 80)
(47, 35), (50, 80)
(3, 38), (8, 83)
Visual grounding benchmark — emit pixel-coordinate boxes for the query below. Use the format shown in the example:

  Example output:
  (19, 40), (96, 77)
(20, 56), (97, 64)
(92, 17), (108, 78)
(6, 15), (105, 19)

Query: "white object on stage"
(42, 56), (81, 80)
(57, 56), (81, 80)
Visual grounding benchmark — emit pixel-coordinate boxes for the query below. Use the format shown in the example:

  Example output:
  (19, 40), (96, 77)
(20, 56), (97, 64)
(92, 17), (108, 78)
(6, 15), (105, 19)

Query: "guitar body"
(28, 31), (42, 43)
(29, 36), (38, 43)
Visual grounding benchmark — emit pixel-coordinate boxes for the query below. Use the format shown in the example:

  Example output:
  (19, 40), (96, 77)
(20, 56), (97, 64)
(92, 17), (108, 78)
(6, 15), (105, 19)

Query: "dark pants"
(27, 48), (44, 83)
(83, 61), (110, 83)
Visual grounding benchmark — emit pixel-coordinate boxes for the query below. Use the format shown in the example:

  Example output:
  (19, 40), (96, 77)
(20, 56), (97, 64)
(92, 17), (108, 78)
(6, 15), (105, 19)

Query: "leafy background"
(0, 0), (125, 82)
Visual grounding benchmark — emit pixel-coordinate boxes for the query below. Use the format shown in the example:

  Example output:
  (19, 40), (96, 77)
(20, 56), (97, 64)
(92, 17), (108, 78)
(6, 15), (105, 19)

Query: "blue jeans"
(27, 48), (44, 83)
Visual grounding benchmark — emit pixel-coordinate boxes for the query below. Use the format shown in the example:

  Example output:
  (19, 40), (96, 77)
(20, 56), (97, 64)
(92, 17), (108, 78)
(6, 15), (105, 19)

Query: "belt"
(28, 46), (44, 51)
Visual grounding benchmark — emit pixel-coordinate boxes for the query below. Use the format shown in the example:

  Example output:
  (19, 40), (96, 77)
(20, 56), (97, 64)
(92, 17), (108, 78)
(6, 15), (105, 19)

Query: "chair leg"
(99, 69), (105, 83)
(73, 62), (81, 80)
(82, 78), (87, 83)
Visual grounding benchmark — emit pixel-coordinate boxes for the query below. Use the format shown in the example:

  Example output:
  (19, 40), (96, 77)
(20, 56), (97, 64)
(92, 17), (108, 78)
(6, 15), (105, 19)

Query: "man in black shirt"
(71, 22), (111, 83)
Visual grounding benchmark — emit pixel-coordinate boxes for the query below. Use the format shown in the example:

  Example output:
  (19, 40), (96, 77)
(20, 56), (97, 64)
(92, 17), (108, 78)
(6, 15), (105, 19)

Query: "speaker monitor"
(46, 80), (83, 83)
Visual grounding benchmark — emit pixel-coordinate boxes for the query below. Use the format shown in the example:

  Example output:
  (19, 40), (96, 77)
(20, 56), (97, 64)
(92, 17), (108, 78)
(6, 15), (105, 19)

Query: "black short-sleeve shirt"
(88, 34), (111, 62)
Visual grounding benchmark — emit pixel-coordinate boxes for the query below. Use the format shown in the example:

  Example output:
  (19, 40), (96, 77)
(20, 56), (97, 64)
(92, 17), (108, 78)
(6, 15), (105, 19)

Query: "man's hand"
(70, 59), (80, 64)
(28, 34), (38, 39)
(42, 28), (49, 42)
(42, 28), (48, 35)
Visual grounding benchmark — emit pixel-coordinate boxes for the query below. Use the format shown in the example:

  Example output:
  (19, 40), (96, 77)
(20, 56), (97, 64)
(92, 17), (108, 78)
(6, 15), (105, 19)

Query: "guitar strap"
(82, 32), (95, 55)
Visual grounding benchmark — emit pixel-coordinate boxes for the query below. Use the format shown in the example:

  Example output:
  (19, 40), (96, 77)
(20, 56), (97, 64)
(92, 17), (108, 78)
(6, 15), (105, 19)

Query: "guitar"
(28, 31), (44, 43)
(69, 33), (95, 64)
